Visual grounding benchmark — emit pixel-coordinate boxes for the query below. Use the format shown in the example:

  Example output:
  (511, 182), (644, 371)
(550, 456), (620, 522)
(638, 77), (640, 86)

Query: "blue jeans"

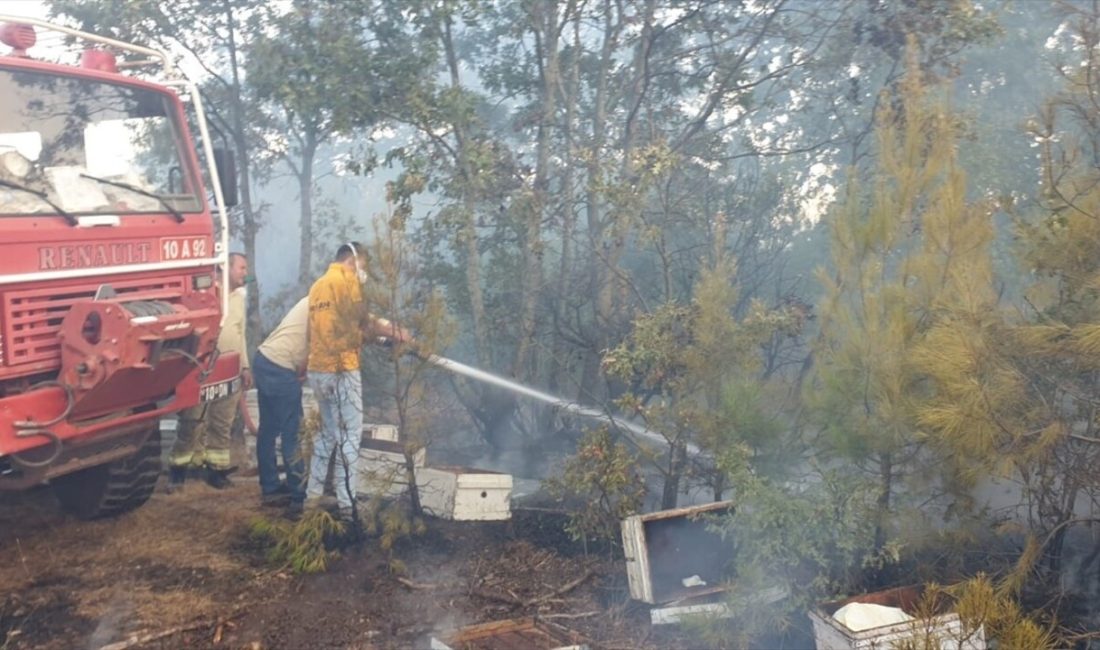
(307, 370), (363, 510)
(253, 351), (306, 501)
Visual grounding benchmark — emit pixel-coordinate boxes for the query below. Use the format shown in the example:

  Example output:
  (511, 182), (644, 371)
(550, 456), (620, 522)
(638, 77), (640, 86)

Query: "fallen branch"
(470, 588), (525, 607)
(540, 610), (601, 620)
(396, 576), (439, 590)
(527, 570), (596, 606)
(470, 570), (597, 609)
(98, 604), (252, 650)
(98, 621), (211, 650)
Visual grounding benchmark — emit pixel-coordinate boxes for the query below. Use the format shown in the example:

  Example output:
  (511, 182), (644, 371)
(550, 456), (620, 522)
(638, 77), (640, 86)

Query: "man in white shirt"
(253, 297), (309, 512)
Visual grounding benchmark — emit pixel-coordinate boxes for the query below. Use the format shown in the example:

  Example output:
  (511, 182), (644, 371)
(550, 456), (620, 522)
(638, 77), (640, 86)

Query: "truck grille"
(1, 277), (185, 367)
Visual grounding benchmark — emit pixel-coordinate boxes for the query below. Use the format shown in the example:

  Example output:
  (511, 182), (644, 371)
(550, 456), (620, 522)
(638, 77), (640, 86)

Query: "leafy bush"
(545, 427), (646, 548)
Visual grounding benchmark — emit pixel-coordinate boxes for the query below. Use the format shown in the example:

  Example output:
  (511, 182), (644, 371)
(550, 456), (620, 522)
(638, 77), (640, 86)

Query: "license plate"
(200, 376), (241, 402)
(160, 236), (211, 260)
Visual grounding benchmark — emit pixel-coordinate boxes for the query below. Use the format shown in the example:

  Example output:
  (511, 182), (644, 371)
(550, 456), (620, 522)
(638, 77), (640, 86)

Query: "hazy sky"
(0, 1), (47, 21)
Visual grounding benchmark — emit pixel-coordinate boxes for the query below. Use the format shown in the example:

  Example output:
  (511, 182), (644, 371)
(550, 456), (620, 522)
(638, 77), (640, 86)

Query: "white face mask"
(347, 242), (368, 284)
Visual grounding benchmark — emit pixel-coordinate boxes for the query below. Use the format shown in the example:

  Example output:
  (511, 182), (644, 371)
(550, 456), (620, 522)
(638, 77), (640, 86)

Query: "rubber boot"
(204, 466), (234, 490)
(166, 466), (187, 493)
(284, 500), (305, 520)
(261, 484), (292, 508)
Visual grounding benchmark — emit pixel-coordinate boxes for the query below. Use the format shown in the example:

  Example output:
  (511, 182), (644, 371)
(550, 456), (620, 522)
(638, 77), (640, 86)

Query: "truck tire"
(52, 426), (162, 520)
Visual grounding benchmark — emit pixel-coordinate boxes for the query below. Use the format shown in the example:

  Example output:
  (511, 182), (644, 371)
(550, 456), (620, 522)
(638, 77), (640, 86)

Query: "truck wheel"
(52, 426), (162, 520)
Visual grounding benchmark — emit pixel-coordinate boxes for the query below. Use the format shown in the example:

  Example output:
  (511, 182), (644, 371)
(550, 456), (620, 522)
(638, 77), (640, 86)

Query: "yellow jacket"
(307, 263), (365, 372)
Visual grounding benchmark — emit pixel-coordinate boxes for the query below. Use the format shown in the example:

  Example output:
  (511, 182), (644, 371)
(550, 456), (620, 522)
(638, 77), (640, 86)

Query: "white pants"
(306, 370), (363, 510)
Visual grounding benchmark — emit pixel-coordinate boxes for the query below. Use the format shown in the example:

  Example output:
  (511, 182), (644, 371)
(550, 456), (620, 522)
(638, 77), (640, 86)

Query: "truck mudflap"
(0, 351), (240, 486)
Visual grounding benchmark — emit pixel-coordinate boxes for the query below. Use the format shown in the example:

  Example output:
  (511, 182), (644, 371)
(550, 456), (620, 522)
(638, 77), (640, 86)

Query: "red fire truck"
(0, 17), (241, 518)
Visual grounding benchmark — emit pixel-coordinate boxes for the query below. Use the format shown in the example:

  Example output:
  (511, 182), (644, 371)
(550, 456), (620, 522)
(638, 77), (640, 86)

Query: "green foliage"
(246, 2), (379, 135)
(604, 221), (800, 504)
(545, 427), (646, 546)
(810, 41), (998, 556)
(689, 463), (890, 647)
(359, 495), (428, 575)
(910, 4), (1100, 576)
(248, 510), (345, 574)
(950, 574), (1061, 650)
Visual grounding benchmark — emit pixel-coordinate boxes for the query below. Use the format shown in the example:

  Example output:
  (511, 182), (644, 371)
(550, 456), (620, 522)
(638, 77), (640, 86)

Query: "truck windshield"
(0, 67), (201, 216)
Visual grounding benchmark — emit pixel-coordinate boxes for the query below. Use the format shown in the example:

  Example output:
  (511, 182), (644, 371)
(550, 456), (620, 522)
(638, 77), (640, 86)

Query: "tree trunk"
(296, 138), (316, 287)
(405, 453), (423, 517)
(661, 438), (687, 509)
(440, 14), (514, 452)
(224, 0), (261, 340)
(579, 0), (618, 404)
(442, 16), (491, 370)
(512, 0), (559, 384)
(874, 452), (893, 552)
(549, 1), (580, 396)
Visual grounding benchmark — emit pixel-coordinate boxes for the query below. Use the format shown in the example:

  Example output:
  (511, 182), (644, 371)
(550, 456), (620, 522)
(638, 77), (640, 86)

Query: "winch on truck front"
(0, 15), (241, 518)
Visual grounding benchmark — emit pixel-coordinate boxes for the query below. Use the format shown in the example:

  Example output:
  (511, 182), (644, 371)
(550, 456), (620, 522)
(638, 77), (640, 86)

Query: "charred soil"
(0, 481), (689, 649)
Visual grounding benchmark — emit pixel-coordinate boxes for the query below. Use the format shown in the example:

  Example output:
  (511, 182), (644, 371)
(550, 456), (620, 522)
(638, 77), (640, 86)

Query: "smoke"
(1055, 525), (1100, 631)
(86, 592), (133, 650)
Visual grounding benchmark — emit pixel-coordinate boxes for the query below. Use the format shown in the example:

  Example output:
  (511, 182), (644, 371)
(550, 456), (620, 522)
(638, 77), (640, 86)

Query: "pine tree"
(603, 214), (798, 508)
(810, 8), (1100, 595)
(914, 5), (1100, 576)
(811, 41), (997, 555)
(361, 198), (456, 522)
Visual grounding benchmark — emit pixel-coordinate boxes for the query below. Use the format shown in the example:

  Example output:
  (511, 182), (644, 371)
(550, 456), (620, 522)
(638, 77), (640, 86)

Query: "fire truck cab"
(0, 17), (241, 518)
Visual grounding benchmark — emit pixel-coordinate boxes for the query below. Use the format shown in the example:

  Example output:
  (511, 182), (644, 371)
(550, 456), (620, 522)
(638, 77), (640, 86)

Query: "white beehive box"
(649, 585), (787, 626)
(809, 585), (986, 650)
(621, 500), (733, 604)
(416, 465), (512, 521)
(650, 599), (732, 625)
(357, 436), (425, 499)
(366, 423), (398, 442)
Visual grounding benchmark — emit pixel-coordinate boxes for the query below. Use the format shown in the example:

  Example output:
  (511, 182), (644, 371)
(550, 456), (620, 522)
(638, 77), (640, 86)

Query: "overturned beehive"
(621, 500), (733, 605)
(809, 585), (987, 650)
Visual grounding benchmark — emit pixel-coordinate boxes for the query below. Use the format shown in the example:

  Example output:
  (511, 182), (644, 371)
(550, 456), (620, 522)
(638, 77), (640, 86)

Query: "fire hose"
(415, 352), (698, 454)
(236, 338), (695, 456)
(385, 339), (697, 454)
(240, 390), (258, 435)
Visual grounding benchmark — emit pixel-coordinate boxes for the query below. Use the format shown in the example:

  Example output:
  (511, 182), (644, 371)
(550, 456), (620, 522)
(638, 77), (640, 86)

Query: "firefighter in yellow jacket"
(168, 252), (252, 490)
(306, 242), (410, 516)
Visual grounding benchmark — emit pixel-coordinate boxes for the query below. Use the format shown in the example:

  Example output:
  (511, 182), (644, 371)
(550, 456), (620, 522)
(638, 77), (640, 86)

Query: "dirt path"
(0, 479), (676, 649)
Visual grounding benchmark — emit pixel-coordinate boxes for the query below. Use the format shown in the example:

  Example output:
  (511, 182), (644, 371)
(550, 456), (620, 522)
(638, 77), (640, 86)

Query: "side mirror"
(212, 148), (238, 208)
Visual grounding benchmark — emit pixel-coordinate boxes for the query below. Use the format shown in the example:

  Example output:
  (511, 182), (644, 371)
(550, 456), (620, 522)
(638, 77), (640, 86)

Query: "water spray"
(390, 340), (701, 455)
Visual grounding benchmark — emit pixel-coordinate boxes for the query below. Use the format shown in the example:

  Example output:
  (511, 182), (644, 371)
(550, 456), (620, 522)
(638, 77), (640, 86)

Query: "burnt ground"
(0, 478), (704, 650)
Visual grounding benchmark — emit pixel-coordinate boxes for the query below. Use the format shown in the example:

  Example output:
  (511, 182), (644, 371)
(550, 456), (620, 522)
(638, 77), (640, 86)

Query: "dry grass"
(0, 480), (278, 649)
